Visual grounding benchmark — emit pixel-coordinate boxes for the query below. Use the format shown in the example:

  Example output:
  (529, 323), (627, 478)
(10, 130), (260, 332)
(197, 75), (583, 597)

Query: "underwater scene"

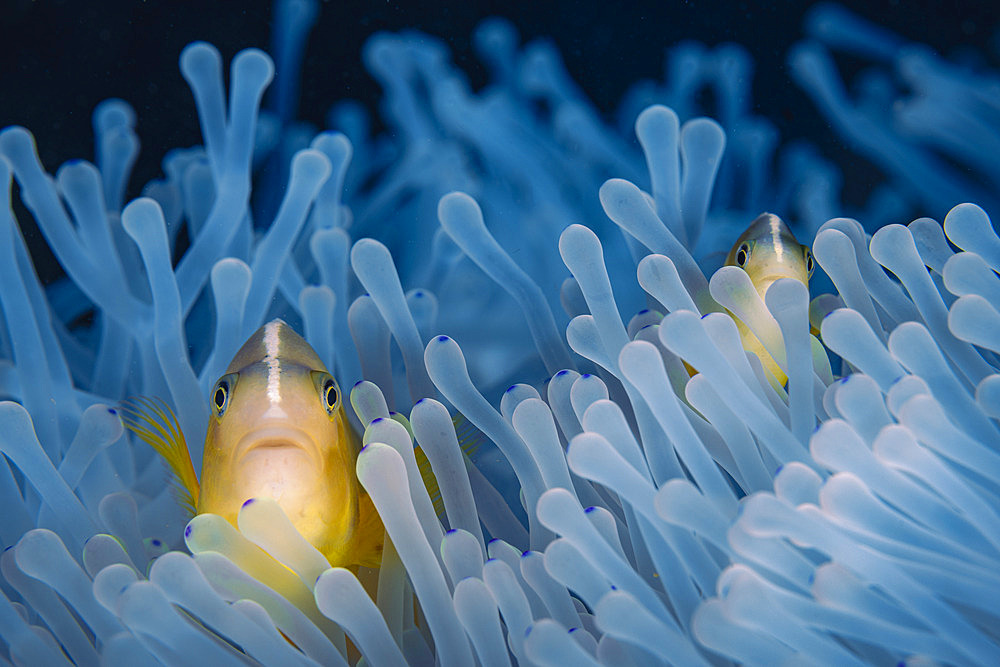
(1, 0), (999, 664)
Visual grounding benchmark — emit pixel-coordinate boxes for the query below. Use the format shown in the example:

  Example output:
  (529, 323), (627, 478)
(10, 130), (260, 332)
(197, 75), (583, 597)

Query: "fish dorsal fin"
(120, 397), (200, 513)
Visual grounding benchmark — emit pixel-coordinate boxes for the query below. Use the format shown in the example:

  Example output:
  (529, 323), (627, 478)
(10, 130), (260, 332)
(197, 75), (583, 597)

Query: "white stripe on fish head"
(261, 320), (288, 419)
(769, 214), (784, 263)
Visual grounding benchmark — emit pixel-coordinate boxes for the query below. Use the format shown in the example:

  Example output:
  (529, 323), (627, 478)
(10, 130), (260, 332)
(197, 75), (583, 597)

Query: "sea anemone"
(1, 1), (998, 665)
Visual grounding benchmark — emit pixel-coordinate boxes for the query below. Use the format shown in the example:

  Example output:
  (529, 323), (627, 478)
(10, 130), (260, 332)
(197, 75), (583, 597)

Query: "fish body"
(724, 212), (814, 385)
(125, 319), (383, 567)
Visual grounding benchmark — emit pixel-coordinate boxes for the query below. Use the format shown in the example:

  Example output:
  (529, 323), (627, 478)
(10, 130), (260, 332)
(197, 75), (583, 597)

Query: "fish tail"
(120, 397), (200, 513)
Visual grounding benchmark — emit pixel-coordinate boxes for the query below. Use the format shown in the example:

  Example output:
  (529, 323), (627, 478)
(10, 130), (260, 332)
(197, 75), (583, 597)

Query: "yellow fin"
(120, 397), (200, 513)
(350, 490), (385, 568)
(414, 413), (484, 517)
(377, 411), (483, 520)
(452, 412), (484, 459)
(414, 445), (444, 515)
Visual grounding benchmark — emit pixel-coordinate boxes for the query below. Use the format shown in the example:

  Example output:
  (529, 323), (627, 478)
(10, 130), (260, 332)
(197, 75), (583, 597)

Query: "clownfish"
(724, 212), (814, 385)
(124, 319), (384, 568)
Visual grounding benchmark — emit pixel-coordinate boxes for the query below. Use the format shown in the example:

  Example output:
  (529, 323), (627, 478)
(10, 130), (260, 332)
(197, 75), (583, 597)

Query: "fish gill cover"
(0, 0), (998, 665)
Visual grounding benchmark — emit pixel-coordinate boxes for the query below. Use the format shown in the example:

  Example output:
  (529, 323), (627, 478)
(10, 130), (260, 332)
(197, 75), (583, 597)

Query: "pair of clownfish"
(125, 213), (811, 568)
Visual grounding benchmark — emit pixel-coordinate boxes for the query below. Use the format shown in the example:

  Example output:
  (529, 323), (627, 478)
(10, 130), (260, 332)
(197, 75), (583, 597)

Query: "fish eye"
(736, 243), (750, 267)
(213, 380), (229, 416)
(210, 373), (238, 418)
(323, 379), (339, 414)
(805, 249), (814, 276)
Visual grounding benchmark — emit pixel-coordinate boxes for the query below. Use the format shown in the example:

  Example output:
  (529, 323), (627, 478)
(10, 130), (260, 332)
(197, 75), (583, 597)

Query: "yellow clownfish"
(124, 319), (383, 568)
(724, 212), (814, 386)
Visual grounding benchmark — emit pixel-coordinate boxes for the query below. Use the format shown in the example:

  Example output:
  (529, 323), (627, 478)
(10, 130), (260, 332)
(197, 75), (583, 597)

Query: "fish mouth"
(234, 426), (319, 464)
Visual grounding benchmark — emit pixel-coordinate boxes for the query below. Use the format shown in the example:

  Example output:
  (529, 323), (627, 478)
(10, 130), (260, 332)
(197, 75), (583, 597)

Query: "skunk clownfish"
(724, 212), (814, 386)
(124, 319), (383, 567)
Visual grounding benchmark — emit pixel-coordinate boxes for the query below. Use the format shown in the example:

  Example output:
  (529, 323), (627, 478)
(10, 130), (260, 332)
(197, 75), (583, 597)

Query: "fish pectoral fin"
(120, 396), (200, 513)
(351, 490), (385, 568)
